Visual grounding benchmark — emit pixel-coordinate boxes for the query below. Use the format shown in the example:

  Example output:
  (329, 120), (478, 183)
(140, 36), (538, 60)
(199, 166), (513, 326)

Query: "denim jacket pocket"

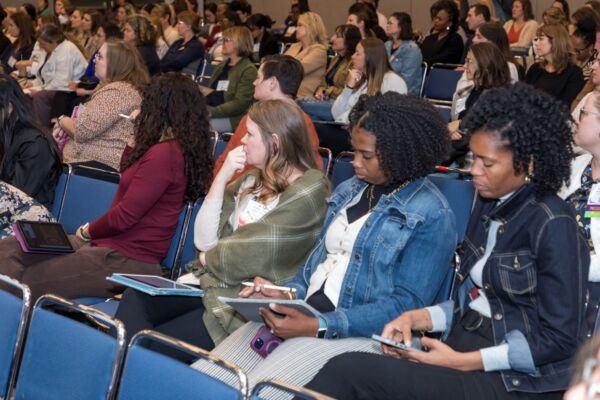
(497, 253), (537, 297)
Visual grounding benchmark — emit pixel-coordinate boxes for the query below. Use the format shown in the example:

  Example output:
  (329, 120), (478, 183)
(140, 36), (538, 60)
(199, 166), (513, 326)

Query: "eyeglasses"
(223, 37), (233, 42)
(94, 52), (104, 62)
(464, 57), (474, 66)
(580, 108), (600, 121)
(575, 44), (593, 55)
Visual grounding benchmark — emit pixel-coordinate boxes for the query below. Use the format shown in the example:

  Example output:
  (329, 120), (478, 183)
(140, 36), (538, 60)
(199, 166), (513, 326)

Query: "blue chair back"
(181, 57), (203, 77)
(161, 203), (192, 271)
(197, 60), (217, 86)
(423, 63), (462, 105)
(0, 275), (31, 400)
(214, 138), (228, 161)
(174, 198), (203, 279)
(50, 164), (72, 220)
(428, 176), (475, 303)
(435, 106), (452, 123)
(318, 147), (332, 176)
(330, 152), (355, 189)
(13, 295), (126, 400)
(117, 331), (247, 400)
(58, 164), (120, 234)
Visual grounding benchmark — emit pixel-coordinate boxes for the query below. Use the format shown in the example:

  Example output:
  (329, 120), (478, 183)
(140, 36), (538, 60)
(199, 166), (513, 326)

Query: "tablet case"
(13, 221), (74, 254)
(107, 274), (204, 297)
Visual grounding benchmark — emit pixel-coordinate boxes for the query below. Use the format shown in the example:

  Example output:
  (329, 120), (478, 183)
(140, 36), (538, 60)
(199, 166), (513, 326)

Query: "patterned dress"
(566, 161), (596, 255)
(0, 181), (53, 240)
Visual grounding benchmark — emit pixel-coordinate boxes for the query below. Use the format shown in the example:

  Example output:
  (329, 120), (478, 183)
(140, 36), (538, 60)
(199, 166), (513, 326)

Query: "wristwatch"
(316, 315), (327, 339)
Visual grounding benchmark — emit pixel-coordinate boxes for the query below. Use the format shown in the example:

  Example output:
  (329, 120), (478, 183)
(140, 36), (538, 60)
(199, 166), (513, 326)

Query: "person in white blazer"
(22, 23), (87, 127)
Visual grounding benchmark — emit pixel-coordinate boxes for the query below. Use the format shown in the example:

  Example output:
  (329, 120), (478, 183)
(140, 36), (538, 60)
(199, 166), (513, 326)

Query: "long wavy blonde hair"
(242, 99), (319, 203)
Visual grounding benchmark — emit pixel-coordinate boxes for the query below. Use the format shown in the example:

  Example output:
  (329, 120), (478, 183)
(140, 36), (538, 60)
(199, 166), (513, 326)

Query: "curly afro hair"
(461, 83), (574, 196)
(124, 73), (214, 201)
(348, 92), (450, 185)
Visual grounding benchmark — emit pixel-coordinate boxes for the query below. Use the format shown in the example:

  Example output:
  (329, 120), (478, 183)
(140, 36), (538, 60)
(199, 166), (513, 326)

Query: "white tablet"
(218, 296), (323, 322)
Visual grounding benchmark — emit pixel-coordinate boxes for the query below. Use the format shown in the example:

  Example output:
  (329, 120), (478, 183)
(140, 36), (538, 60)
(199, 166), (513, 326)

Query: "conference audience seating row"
(0, 274), (330, 400)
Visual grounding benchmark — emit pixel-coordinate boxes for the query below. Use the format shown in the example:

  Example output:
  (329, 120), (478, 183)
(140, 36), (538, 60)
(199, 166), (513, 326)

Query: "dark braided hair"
(348, 92), (450, 185)
(462, 83), (573, 196)
(123, 73), (213, 201)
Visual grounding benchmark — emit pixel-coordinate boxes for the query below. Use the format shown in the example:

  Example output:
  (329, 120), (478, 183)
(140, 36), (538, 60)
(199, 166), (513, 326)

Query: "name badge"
(585, 184), (600, 218)
(8, 56), (16, 68)
(238, 199), (270, 226)
(217, 80), (229, 91)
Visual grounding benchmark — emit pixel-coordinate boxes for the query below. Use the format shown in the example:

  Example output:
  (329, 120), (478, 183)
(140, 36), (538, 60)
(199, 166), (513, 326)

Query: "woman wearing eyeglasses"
(55, 40), (149, 171)
(560, 89), (600, 341)
(305, 83), (589, 400)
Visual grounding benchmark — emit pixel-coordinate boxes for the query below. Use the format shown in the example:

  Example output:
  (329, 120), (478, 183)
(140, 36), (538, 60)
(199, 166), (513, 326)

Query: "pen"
(241, 281), (297, 293)
(118, 113), (133, 120)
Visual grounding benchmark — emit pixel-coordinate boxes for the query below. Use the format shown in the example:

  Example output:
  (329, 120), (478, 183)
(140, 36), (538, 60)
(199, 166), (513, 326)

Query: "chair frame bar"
(251, 379), (335, 400)
(0, 274), (31, 400)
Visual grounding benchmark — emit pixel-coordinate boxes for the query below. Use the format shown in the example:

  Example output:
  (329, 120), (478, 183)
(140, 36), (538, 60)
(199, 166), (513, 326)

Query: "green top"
(207, 57), (258, 131)
(190, 168), (329, 344)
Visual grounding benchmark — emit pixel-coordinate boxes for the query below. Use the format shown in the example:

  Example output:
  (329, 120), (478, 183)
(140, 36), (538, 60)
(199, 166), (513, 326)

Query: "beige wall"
(251, 0), (590, 35)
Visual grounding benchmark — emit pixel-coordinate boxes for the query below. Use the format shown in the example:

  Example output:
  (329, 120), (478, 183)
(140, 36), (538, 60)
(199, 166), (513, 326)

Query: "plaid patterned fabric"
(189, 169), (329, 344)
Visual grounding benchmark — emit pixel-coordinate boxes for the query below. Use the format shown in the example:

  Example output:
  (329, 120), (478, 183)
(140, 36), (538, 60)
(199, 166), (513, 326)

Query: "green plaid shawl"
(189, 168), (329, 344)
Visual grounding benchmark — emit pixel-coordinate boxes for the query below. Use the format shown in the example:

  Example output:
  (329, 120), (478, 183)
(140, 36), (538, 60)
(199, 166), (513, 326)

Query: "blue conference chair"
(13, 294), (126, 400)
(428, 176), (475, 303)
(57, 164), (120, 234)
(251, 379), (334, 400)
(423, 63), (462, 105)
(330, 151), (355, 189)
(116, 330), (248, 400)
(0, 275), (31, 400)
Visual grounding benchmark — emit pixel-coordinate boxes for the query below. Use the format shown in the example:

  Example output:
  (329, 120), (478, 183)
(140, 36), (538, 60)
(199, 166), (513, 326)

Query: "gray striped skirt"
(191, 321), (383, 399)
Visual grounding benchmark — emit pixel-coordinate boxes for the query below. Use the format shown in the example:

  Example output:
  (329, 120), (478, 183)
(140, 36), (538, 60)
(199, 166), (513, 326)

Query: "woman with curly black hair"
(305, 83), (589, 400)
(0, 73), (214, 302)
(192, 91), (457, 390)
(420, 0), (464, 65)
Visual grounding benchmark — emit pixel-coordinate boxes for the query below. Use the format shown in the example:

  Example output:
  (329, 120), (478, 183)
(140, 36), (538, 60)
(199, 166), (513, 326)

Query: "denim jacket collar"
(327, 177), (426, 213)
(482, 184), (534, 225)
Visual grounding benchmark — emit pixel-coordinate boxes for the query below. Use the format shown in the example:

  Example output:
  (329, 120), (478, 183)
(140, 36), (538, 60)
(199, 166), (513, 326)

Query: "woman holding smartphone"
(191, 92), (457, 390)
(305, 83), (588, 400)
(114, 99), (329, 349)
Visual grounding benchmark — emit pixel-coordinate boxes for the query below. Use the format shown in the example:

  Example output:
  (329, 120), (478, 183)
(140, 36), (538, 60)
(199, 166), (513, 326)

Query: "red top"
(89, 140), (187, 264)
(507, 23), (521, 45)
(213, 111), (323, 182)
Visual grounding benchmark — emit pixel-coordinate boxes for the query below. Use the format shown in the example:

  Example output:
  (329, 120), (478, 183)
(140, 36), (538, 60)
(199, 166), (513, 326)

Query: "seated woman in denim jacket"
(385, 12), (423, 96)
(191, 92), (457, 390)
(305, 83), (590, 400)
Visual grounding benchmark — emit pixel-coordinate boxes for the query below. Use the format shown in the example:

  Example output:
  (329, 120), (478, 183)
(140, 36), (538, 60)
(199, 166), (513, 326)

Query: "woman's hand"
(239, 276), (290, 299)
(260, 304), (319, 339)
(402, 337), (484, 372)
(217, 145), (246, 183)
(448, 120), (463, 141)
(314, 88), (326, 101)
(75, 223), (91, 242)
(68, 81), (77, 91)
(380, 309), (432, 357)
(345, 68), (363, 89)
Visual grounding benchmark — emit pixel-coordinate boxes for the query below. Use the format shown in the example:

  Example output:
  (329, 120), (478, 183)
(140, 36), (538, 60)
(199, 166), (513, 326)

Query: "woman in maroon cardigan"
(0, 73), (214, 301)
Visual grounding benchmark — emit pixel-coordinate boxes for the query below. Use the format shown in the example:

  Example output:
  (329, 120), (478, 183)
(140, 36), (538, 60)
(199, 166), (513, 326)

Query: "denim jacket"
(385, 40), (423, 96)
(286, 176), (457, 339)
(435, 185), (589, 393)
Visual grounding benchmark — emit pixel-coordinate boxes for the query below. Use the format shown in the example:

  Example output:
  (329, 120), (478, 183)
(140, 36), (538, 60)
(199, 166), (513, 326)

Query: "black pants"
(115, 289), (215, 361)
(304, 311), (564, 400)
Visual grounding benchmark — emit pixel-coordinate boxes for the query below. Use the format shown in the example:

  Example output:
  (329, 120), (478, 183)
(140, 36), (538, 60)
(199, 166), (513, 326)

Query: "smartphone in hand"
(371, 334), (425, 353)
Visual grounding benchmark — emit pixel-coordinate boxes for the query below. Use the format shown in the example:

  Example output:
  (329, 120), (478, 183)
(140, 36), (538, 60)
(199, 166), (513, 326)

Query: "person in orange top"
(214, 54), (322, 181)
